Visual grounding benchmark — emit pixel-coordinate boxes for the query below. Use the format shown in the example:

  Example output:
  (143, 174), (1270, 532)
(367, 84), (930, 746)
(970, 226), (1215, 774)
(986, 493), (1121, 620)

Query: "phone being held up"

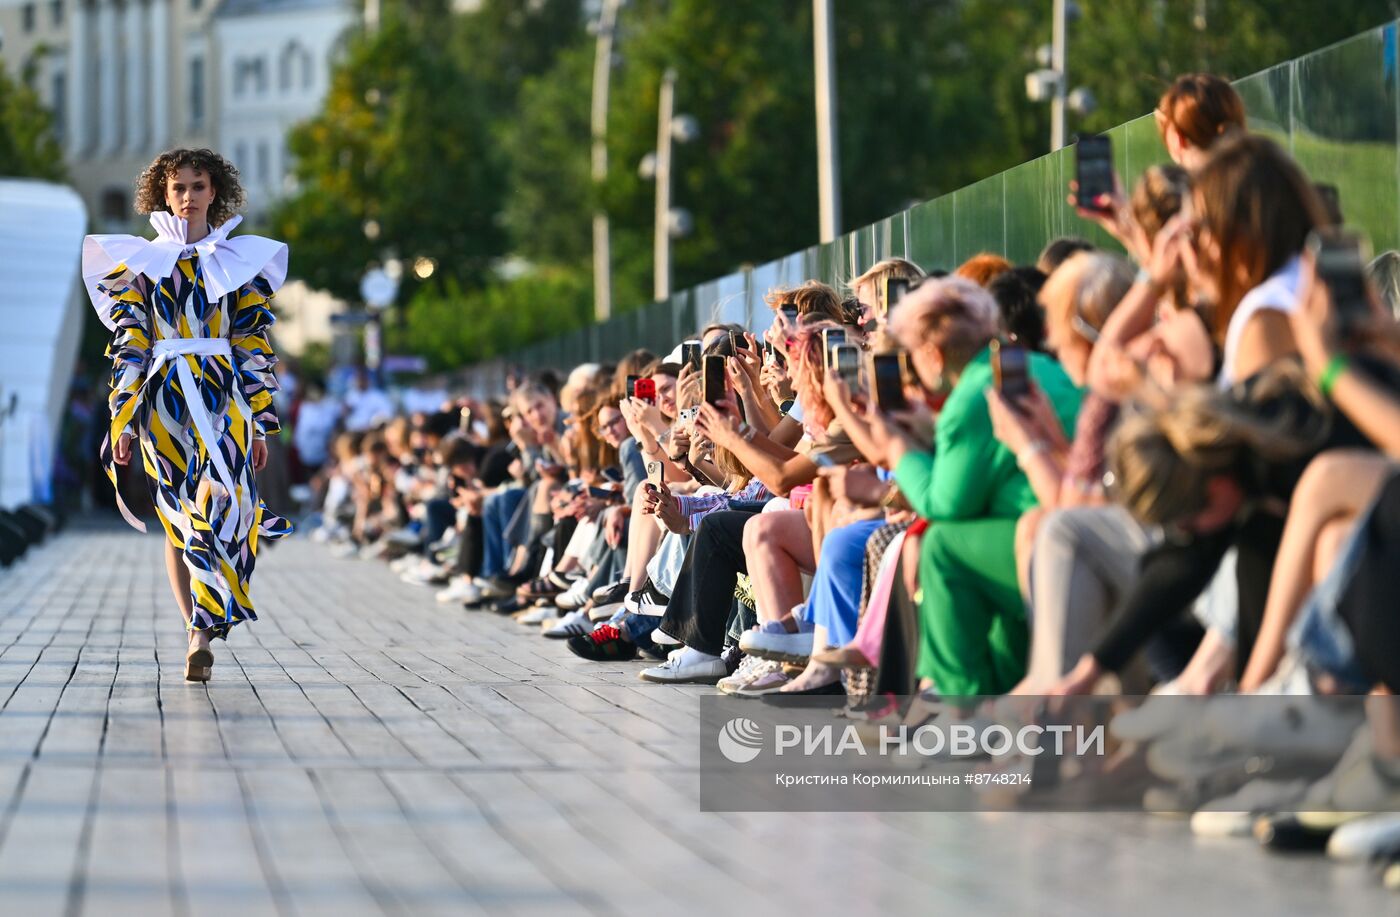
(990, 338), (1031, 402)
(681, 341), (703, 373)
(1075, 133), (1114, 213)
(1307, 227), (1374, 336)
(703, 354), (727, 406)
(872, 351), (909, 412)
(633, 377), (657, 405)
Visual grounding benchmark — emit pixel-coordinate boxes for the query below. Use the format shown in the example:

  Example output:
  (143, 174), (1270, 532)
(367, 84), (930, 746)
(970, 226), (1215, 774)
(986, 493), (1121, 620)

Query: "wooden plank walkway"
(0, 523), (1391, 916)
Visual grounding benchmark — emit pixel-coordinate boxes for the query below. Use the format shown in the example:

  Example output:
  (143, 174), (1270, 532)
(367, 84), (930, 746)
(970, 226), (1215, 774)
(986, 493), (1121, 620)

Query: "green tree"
(0, 55), (65, 181)
(271, 0), (583, 304)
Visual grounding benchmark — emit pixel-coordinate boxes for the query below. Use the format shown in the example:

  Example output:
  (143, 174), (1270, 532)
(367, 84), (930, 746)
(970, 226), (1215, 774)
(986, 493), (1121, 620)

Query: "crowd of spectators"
(283, 74), (1400, 878)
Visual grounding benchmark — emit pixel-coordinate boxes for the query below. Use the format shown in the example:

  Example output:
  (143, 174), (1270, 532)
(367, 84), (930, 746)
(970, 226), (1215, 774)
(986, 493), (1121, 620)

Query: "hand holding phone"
(1307, 227), (1374, 336)
(991, 339), (1032, 401)
(1075, 134), (1115, 214)
(872, 351), (909, 411)
(702, 355), (727, 406)
(831, 344), (863, 390)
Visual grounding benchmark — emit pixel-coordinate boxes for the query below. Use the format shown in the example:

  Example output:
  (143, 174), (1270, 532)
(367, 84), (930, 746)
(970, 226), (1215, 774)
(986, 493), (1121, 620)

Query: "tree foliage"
(277, 0), (1400, 368)
(0, 55), (65, 182)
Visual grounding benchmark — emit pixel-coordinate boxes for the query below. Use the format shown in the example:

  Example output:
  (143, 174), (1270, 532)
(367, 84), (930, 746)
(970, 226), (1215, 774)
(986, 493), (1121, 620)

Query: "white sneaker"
(1189, 778), (1312, 838)
(555, 579), (592, 611)
(622, 589), (669, 616)
(401, 563), (450, 586)
(638, 647), (727, 684)
(518, 604), (557, 626)
(589, 601), (625, 622)
(739, 628), (814, 664)
(1328, 813), (1400, 861)
(650, 627), (681, 647)
(543, 609), (593, 639)
(717, 655), (781, 695)
(435, 577), (479, 604)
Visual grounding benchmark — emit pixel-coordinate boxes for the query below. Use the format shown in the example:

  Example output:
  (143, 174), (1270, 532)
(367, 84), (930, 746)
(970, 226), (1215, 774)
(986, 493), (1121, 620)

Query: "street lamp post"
(590, 0), (621, 322)
(1025, 0), (1095, 152)
(812, 0), (842, 243)
(641, 69), (696, 302)
(1050, 0), (1067, 151)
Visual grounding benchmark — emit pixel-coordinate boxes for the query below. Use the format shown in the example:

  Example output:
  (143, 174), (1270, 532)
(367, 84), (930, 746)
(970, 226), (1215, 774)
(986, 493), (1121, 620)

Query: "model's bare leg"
(165, 539), (212, 671)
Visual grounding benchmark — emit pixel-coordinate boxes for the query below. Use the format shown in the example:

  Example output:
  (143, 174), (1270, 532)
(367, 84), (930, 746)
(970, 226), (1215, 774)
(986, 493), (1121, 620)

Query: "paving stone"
(0, 524), (1394, 916)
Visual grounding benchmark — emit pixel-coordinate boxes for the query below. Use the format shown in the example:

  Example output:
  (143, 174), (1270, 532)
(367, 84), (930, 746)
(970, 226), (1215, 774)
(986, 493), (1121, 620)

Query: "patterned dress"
(98, 250), (292, 637)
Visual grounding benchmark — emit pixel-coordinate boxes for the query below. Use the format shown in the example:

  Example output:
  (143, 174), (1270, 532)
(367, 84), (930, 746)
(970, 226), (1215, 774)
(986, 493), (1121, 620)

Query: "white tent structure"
(0, 180), (87, 509)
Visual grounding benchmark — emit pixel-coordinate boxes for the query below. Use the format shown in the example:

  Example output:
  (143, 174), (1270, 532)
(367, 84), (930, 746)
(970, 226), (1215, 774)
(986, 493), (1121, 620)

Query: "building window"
(51, 71), (65, 142)
(189, 55), (205, 130)
(256, 141), (269, 183)
(279, 42), (313, 94)
(234, 141), (248, 173)
(101, 188), (129, 227)
(22, 3), (36, 32)
(50, 0), (63, 27)
(237, 57), (267, 97)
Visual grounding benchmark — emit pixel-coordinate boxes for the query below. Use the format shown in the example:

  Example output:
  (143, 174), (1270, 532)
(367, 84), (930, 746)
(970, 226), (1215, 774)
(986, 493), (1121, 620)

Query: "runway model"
(82, 149), (293, 682)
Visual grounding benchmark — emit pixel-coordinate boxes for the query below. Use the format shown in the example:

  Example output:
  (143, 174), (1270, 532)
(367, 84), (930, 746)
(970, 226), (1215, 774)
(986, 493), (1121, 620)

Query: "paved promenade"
(0, 523), (1390, 916)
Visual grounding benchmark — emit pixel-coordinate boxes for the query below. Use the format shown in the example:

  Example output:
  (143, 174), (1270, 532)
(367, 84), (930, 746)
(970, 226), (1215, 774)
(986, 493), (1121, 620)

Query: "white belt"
(149, 337), (242, 541)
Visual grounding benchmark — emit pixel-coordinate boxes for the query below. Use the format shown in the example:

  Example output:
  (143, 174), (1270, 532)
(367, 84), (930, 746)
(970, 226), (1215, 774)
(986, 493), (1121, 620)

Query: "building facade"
(0, 0), (354, 230)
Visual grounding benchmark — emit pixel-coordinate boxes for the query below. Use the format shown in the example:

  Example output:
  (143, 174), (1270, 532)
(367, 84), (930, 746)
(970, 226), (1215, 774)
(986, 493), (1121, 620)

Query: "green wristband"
(1317, 354), (1349, 399)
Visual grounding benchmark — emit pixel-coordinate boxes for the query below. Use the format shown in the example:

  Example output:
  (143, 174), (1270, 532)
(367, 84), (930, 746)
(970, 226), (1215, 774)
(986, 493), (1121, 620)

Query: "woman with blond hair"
(82, 148), (292, 682)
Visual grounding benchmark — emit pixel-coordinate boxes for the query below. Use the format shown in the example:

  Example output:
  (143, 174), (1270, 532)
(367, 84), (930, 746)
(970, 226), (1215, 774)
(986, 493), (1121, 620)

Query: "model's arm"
(101, 270), (152, 441)
(230, 277), (282, 440)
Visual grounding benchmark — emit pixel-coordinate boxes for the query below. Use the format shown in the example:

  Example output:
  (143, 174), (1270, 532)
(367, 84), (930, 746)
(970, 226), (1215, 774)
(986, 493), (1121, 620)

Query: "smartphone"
(884, 277), (911, 315)
(1075, 134), (1114, 212)
(626, 374), (640, 399)
(730, 330), (751, 354)
(1308, 227), (1373, 335)
(872, 352), (909, 411)
(780, 305), (800, 326)
(991, 339), (1031, 401)
(458, 406), (473, 434)
(681, 341), (702, 372)
(832, 344), (863, 390)
(633, 377), (657, 405)
(821, 328), (848, 371)
(703, 354), (727, 406)
(645, 460), (664, 487)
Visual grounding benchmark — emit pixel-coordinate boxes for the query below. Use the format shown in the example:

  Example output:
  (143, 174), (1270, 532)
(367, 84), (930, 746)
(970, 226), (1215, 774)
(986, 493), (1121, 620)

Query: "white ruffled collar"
(149, 211), (242, 255)
(81, 211), (289, 330)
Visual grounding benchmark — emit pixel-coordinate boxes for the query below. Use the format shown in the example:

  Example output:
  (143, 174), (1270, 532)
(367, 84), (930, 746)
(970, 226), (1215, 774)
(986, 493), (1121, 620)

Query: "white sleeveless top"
(1217, 256), (1302, 389)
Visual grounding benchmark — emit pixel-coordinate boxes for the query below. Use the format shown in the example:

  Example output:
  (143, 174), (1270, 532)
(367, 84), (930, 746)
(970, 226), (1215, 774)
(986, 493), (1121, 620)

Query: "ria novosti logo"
(717, 717), (764, 763)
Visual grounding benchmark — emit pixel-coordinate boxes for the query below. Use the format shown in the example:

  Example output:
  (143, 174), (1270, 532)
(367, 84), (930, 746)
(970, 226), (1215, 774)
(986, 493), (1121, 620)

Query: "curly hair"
(134, 148), (246, 228)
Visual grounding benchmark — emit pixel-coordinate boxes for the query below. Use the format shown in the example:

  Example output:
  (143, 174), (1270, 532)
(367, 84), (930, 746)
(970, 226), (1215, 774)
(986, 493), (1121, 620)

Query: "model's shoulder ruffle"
(82, 214), (290, 329)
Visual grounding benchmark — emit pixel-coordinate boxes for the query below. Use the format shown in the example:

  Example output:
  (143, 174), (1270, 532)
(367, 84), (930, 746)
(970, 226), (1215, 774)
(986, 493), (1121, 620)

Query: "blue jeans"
(481, 487), (526, 578)
(422, 498), (456, 548)
(1290, 498), (1375, 691)
(806, 518), (883, 647)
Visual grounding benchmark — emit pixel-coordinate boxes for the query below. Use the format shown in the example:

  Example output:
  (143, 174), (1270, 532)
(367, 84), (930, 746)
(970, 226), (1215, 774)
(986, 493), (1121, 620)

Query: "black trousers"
(1341, 472), (1400, 691)
(455, 515), (484, 576)
(873, 560), (921, 697)
(660, 507), (761, 655)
